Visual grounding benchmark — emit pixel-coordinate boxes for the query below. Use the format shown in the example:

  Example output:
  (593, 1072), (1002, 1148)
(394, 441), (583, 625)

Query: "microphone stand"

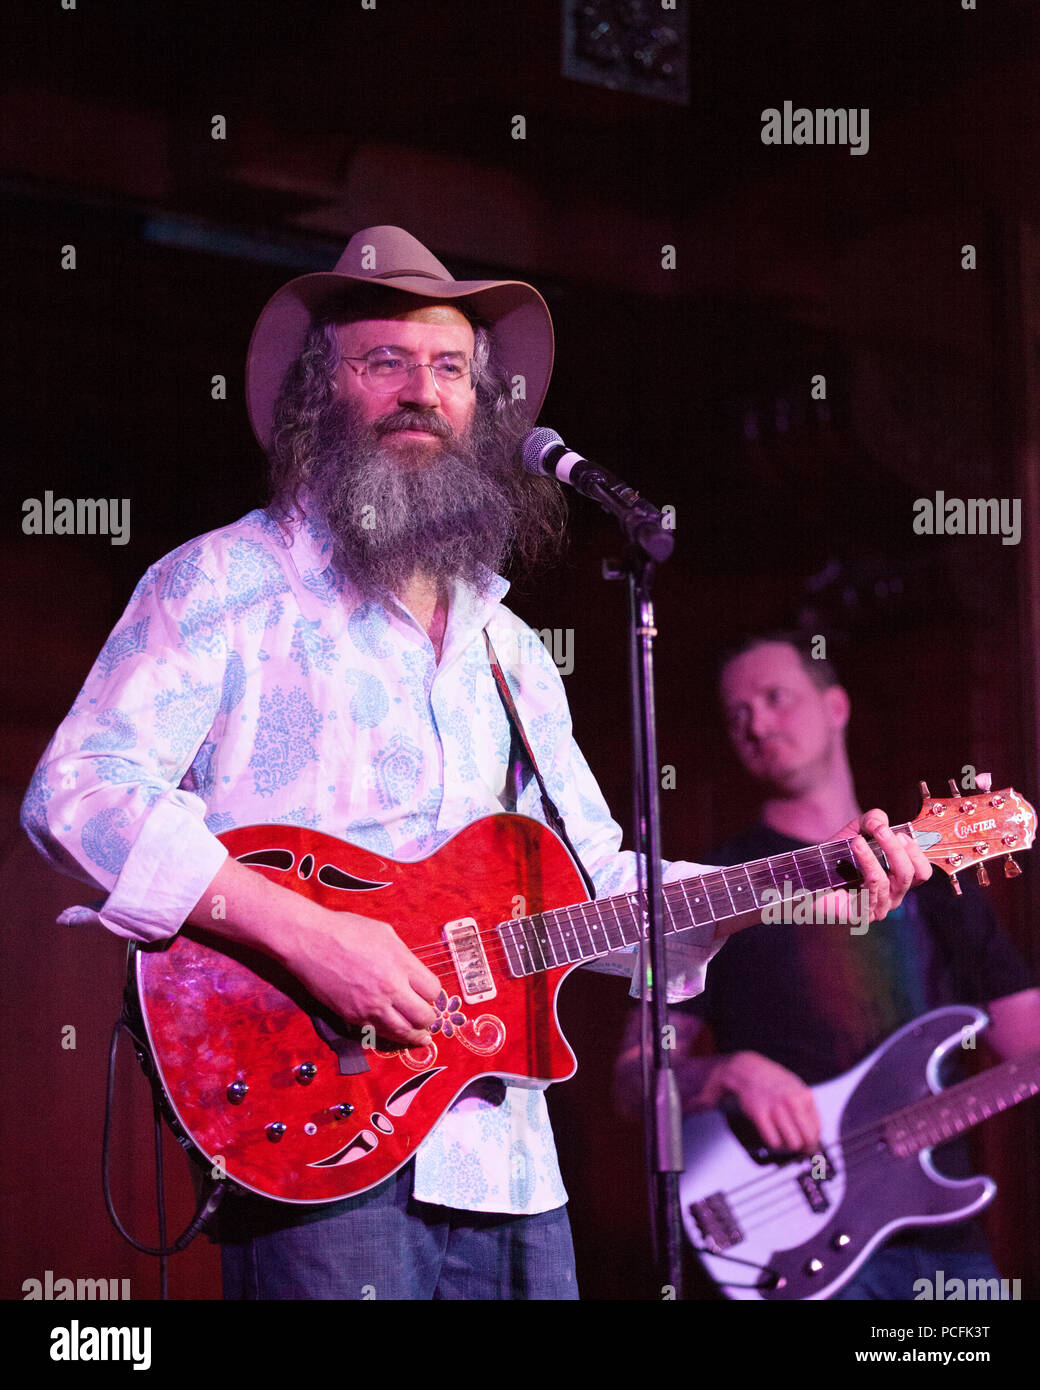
(596, 490), (683, 1300)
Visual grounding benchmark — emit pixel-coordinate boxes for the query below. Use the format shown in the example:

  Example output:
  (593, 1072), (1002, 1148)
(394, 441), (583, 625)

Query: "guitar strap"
(484, 630), (597, 900)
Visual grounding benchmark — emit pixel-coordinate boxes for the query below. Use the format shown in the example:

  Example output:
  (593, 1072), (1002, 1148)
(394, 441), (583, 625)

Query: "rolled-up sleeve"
(21, 547), (231, 941)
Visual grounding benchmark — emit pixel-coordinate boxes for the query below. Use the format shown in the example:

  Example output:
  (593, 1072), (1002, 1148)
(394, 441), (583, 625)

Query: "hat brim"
(246, 268), (553, 452)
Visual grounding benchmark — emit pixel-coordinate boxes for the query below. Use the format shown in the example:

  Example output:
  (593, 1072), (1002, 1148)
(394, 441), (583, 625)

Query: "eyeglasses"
(342, 348), (476, 394)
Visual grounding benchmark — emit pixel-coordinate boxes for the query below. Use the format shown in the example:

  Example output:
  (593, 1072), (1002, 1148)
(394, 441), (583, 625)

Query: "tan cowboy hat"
(246, 225), (554, 451)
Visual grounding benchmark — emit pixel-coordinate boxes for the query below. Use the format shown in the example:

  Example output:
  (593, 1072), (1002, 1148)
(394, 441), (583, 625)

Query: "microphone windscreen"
(520, 427), (563, 475)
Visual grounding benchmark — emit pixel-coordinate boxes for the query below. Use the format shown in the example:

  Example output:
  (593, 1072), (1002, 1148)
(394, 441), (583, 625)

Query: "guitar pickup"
(443, 918), (497, 1004)
(797, 1154), (834, 1214)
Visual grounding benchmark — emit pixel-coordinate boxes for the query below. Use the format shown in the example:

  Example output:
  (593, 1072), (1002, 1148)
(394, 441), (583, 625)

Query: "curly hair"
(267, 291), (565, 580)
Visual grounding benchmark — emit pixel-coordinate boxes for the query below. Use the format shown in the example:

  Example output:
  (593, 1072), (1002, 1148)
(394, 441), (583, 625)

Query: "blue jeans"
(219, 1161), (578, 1300)
(832, 1243), (1005, 1300)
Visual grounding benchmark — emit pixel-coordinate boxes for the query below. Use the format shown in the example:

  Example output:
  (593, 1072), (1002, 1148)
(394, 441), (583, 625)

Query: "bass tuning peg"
(1004, 856), (1022, 879)
(976, 863), (990, 888)
(949, 871), (962, 896)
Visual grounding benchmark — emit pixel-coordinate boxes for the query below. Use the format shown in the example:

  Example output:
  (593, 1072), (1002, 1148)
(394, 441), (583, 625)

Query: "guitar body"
(133, 816), (586, 1203)
(680, 1007), (996, 1300)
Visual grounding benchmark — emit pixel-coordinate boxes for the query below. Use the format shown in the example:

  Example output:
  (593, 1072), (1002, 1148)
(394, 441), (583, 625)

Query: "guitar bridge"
(443, 918), (497, 1003)
(689, 1192), (743, 1252)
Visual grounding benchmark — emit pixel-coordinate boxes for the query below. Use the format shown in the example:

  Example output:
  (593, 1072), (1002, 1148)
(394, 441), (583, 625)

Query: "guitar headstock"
(910, 778), (1037, 893)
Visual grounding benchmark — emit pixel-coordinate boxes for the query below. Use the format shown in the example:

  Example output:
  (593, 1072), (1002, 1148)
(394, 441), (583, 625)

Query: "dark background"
(2, 0), (1039, 1308)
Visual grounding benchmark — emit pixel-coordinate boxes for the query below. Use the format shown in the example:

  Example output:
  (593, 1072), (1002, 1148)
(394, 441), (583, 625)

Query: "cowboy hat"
(246, 226), (554, 451)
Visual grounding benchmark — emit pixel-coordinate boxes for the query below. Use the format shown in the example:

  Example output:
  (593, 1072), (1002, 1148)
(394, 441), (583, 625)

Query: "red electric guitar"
(131, 781), (1034, 1203)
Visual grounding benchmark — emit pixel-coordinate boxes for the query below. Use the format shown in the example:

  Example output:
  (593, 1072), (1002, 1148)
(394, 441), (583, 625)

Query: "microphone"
(520, 428), (674, 562)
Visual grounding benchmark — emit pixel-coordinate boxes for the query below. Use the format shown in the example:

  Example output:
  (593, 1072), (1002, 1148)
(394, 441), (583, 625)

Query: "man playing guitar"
(615, 633), (1040, 1298)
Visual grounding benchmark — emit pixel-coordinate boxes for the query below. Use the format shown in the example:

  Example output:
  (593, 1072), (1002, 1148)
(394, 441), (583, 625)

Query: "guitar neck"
(884, 1047), (1040, 1156)
(498, 825), (910, 978)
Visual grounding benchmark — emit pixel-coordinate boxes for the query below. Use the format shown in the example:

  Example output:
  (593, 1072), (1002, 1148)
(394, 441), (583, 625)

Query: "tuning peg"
(976, 863), (990, 888)
(948, 779), (960, 796)
(949, 872), (962, 896)
(1004, 856), (1022, 879)
(919, 781), (931, 799)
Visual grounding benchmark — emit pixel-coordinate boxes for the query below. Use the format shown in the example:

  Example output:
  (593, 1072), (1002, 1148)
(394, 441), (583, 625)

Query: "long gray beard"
(306, 400), (519, 598)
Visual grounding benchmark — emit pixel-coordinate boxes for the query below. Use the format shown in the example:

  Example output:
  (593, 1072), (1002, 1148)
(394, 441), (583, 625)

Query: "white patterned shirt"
(22, 507), (721, 1214)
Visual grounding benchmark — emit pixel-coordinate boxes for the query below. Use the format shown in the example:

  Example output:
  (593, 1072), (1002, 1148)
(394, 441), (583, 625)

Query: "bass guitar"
(681, 1006), (1040, 1300)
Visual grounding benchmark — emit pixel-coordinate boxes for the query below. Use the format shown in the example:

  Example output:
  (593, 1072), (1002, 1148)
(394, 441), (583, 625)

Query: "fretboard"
(884, 1048), (1040, 1156)
(497, 824), (912, 978)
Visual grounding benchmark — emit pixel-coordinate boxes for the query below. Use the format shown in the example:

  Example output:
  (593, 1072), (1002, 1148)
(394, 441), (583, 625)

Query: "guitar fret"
(555, 906), (589, 963)
(671, 881), (690, 930)
(715, 869), (738, 917)
(544, 909), (567, 963)
(604, 892), (639, 949)
(573, 903), (600, 958)
(499, 919), (533, 977)
(770, 852), (804, 893)
(686, 879), (713, 928)
(703, 871), (734, 922)
(721, 863), (756, 916)
(797, 844), (833, 894)
(592, 900), (620, 954)
(514, 916), (548, 975)
(584, 901), (613, 955)
(534, 916), (560, 967)
(579, 904), (604, 958)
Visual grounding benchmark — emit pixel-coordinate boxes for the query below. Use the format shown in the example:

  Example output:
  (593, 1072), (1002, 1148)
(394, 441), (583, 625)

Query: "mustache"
(374, 408), (455, 440)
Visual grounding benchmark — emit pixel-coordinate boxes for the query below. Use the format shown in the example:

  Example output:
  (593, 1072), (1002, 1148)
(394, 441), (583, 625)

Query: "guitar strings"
(401, 833), (895, 984)
(316, 819), (919, 989)
(690, 1060), (1040, 1242)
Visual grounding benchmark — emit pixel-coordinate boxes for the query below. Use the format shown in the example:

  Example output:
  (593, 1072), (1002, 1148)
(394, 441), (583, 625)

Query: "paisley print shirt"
(22, 507), (720, 1214)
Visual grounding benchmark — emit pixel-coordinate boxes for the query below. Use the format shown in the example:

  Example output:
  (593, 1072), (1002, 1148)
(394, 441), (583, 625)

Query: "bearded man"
(22, 229), (925, 1300)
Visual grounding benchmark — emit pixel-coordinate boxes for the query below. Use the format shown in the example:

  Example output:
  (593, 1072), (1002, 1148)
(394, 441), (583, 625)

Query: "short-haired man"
(616, 633), (1040, 1299)
(22, 235), (925, 1300)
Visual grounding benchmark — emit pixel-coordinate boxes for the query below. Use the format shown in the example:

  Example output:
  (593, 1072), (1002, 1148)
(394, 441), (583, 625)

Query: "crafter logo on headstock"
(953, 817), (997, 840)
